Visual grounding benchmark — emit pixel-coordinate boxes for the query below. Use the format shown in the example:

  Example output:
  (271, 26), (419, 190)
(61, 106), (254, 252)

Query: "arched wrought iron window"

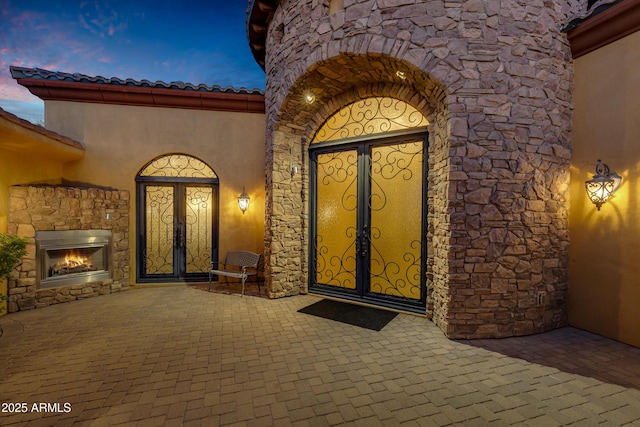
(136, 153), (219, 282)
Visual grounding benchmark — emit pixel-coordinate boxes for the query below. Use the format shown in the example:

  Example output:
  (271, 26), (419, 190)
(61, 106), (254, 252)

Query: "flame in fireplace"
(64, 251), (87, 268)
(49, 250), (97, 276)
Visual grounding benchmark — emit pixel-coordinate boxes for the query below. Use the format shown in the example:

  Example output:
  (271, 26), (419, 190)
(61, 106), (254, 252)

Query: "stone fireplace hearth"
(7, 185), (129, 312)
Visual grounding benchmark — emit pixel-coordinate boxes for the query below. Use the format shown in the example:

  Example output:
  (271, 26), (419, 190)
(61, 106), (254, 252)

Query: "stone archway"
(257, 1), (572, 340)
(263, 53), (454, 328)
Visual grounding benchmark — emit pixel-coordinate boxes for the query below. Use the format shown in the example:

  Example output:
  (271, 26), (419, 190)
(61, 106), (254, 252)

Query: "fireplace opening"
(46, 247), (102, 277)
(36, 230), (112, 289)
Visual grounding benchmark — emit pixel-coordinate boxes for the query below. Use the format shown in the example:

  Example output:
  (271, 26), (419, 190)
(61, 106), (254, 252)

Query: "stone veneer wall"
(260, 0), (573, 338)
(7, 185), (129, 312)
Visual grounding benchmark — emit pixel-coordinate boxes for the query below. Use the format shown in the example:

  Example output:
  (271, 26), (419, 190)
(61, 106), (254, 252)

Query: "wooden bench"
(208, 251), (261, 296)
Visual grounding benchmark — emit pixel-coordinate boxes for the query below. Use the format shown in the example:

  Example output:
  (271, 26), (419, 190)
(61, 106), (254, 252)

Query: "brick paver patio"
(1, 286), (639, 426)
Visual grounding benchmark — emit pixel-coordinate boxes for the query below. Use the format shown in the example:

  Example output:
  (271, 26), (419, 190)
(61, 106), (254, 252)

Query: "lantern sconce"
(238, 186), (250, 214)
(585, 160), (622, 211)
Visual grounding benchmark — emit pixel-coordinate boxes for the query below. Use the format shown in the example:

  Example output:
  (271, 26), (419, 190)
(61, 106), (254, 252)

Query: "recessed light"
(304, 92), (316, 104)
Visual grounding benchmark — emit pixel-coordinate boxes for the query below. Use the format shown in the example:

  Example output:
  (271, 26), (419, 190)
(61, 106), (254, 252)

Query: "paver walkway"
(1, 286), (639, 426)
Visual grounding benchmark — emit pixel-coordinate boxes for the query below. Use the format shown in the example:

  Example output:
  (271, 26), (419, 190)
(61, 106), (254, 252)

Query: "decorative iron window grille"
(139, 153), (217, 178)
(312, 97), (429, 143)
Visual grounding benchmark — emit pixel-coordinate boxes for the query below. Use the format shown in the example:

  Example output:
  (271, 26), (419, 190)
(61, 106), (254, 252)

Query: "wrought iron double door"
(138, 182), (218, 282)
(310, 133), (427, 312)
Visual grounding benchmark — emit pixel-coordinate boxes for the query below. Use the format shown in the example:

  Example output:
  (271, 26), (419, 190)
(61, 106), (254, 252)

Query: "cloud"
(0, 56), (39, 102)
(78, 13), (93, 33)
(0, 0), (267, 123)
(0, 5), (113, 114)
(78, 1), (128, 39)
(8, 10), (45, 30)
(0, 74), (38, 102)
(0, 4), (120, 72)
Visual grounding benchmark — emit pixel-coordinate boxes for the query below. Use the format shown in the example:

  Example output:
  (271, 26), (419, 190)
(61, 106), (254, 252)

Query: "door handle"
(361, 224), (369, 256)
(176, 224), (184, 249)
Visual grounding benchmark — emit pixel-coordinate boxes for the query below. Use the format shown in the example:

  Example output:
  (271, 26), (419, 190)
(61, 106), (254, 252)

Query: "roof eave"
(567, 0), (640, 58)
(15, 78), (266, 114)
(247, 0), (278, 71)
(0, 107), (85, 162)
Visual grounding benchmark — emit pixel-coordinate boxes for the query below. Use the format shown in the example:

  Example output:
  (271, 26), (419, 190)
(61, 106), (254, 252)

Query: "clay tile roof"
(11, 66), (265, 114)
(10, 66), (264, 95)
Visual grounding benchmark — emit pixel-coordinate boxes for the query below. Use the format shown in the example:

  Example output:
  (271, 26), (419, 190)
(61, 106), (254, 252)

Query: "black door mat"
(298, 299), (398, 331)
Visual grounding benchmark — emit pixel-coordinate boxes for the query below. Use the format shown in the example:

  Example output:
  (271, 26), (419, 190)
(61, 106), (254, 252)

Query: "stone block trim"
(7, 185), (130, 312)
(261, 0), (572, 338)
(16, 280), (118, 311)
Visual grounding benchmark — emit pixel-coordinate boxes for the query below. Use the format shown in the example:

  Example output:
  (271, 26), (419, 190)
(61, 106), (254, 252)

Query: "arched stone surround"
(261, 0), (573, 339)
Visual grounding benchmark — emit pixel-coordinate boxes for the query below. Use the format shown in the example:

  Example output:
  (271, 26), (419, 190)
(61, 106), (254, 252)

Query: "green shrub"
(0, 233), (29, 281)
(0, 233), (28, 314)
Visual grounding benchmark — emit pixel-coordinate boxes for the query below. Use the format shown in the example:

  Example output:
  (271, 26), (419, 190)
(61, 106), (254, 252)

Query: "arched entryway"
(309, 97), (429, 312)
(260, 0), (572, 336)
(135, 153), (219, 283)
(263, 53), (450, 322)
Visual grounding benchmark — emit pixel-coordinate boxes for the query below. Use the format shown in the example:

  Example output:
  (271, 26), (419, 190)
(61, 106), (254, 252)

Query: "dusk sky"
(0, 0), (266, 124)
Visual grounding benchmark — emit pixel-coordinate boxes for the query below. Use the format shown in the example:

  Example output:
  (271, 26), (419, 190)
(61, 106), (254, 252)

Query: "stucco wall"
(569, 30), (640, 348)
(0, 149), (65, 314)
(44, 101), (266, 283)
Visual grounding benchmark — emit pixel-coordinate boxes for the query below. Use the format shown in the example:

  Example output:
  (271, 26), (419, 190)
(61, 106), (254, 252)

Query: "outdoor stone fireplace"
(7, 185), (129, 312)
(36, 230), (112, 289)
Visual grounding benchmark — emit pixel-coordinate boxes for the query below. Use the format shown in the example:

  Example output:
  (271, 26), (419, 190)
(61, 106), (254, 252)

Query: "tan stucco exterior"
(0, 111), (85, 231)
(569, 30), (640, 347)
(44, 100), (266, 283)
(0, 109), (85, 314)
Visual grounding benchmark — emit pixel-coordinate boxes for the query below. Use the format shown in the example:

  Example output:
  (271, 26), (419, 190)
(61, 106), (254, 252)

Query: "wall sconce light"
(238, 186), (250, 214)
(585, 160), (622, 210)
(291, 163), (298, 176)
